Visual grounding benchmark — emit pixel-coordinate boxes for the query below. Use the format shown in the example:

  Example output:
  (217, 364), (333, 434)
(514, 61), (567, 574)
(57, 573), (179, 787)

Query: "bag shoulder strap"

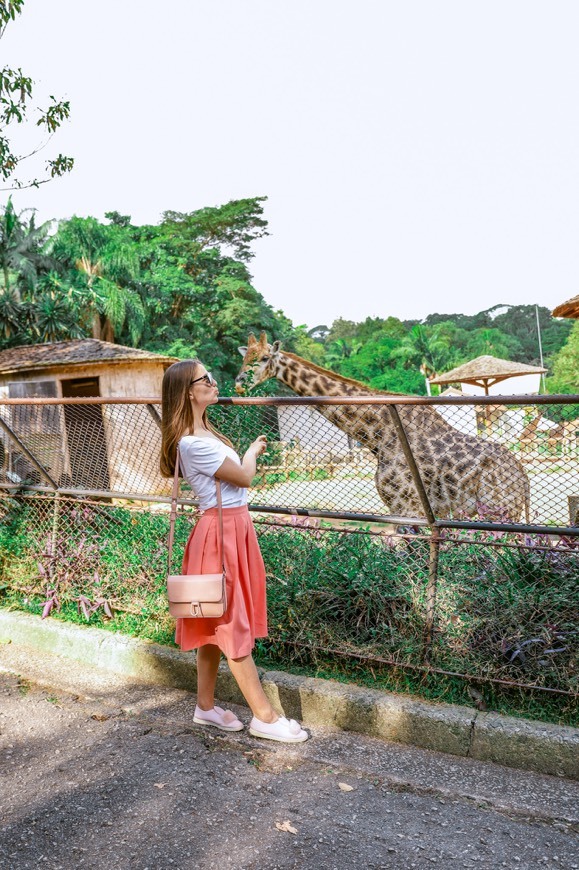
(167, 444), (224, 575)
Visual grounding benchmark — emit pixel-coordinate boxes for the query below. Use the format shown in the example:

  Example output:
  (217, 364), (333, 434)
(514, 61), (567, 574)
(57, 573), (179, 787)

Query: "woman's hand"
(248, 435), (268, 457)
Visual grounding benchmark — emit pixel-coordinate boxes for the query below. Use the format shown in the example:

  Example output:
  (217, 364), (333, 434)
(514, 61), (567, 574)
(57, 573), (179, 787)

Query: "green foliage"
(464, 327), (524, 360)
(129, 199), (295, 381)
(369, 367), (426, 395)
(0, 199), (81, 344)
(315, 305), (574, 396)
(0, 1), (73, 190)
(0, 198), (53, 296)
(0, 192), (575, 405)
(425, 304), (572, 367)
(0, 197), (293, 373)
(50, 215), (144, 343)
(2, 498), (575, 724)
(162, 197), (269, 262)
(492, 305), (572, 364)
(292, 325), (326, 365)
(541, 326), (578, 418)
(546, 321), (579, 402)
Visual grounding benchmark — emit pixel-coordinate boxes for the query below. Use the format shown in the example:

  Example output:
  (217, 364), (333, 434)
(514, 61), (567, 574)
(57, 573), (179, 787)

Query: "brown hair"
(159, 360), (233, 477)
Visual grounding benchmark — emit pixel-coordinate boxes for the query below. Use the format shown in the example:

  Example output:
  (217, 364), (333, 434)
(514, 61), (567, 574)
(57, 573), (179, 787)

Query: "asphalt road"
(0, 650), (577, 870)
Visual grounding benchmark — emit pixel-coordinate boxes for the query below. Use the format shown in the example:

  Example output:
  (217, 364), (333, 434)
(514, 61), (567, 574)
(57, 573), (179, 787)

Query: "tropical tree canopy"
(0, 198), (574, 397)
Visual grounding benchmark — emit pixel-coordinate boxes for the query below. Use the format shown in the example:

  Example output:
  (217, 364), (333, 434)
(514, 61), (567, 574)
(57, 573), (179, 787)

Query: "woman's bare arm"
(214, 435), (267, 488)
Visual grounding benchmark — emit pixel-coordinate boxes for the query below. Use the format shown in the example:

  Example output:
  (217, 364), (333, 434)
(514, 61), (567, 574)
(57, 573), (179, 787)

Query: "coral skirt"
(174, 505), (268, 659)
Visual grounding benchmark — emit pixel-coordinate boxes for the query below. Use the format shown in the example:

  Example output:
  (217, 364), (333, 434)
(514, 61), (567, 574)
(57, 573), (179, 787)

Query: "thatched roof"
(430, 355), (547, 386)
(0, 339), (178, 375)
(552, 295), (579, 319)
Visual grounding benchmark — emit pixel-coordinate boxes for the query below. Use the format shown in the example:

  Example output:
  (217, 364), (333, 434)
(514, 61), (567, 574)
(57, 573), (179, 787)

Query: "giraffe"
(235, 332), (530, 522)
(546, 418), (579, 456)
(519, 412), (543, 455)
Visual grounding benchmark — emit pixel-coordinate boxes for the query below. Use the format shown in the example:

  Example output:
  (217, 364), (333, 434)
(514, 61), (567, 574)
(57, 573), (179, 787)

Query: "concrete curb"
(1, 609), (577, 779)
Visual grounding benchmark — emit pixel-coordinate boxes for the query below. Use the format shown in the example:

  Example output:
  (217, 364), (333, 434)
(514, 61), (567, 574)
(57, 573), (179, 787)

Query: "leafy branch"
(0, 1), (73, 190)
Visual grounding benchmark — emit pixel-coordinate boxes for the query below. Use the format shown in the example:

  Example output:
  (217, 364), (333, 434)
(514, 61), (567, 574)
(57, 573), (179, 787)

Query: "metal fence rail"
(0, 395), (577, 697)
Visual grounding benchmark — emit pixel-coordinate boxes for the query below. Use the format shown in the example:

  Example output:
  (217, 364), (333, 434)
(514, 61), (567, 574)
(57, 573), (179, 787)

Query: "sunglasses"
(191, 371), (217, 387)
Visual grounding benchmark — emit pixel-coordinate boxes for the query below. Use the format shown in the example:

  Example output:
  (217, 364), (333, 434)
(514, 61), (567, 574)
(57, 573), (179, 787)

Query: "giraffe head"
(235, 331), (281, 394)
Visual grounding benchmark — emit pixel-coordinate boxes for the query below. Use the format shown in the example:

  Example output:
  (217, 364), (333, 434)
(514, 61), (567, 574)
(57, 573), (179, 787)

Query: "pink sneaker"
(249, 715), (309, 743)
(193, 705), (244, 732)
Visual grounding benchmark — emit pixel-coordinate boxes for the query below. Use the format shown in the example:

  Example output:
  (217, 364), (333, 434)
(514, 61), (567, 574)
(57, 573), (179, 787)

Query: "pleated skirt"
(174, 505), (268, 659)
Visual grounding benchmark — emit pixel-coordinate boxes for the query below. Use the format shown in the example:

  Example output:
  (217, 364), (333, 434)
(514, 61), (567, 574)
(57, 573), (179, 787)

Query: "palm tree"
(324, 337), (362, 371)
(0, 199), (57, 343)
(392, 324), (459, 394)
(31, 272), (84, 343)
(0, 198), (53, 300)
(0, 285), (30, 339)
(52, 217), (145, 343)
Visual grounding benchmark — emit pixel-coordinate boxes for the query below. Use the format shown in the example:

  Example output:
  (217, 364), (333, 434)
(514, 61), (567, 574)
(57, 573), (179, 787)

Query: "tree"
(369, 366), (426, 395)
(338, 334), (397, 382)
(0, 1), (73, 190)
(131, 199), (294, 381)
(30, 271), (84, 342)
(162, 197), (269, 263)
(424, 310), (491, 331)
(324, 337), (362, 370)
(492, 304), (571, 364)
(292, 326), (326, 365)
(0, 199), (80, 345)
(547, 321), (579, 393)
(391, 324), (459, 382)
(326, 318), (358, 341)
(51, 217), (144, 343)
(464, 327), (523, 360)
(0, 197), (52, 299)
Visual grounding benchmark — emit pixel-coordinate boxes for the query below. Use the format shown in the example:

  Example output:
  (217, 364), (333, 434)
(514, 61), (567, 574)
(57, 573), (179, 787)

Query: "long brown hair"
(160, 360), (233, 477)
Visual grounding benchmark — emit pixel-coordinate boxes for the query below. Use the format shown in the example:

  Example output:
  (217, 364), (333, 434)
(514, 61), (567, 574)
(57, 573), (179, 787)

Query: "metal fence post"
(386, 405), (440, 661)
(424, 528), (441, 662)
(51, 492), (61, 572)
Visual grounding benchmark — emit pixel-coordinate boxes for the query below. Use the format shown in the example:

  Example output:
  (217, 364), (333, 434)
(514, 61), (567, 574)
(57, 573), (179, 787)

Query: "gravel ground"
(0, 661), (578, 870)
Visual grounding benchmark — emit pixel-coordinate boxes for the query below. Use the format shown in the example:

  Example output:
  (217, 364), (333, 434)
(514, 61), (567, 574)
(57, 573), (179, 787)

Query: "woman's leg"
(196, 644), (222, 711)
(227, 653), (278, 723)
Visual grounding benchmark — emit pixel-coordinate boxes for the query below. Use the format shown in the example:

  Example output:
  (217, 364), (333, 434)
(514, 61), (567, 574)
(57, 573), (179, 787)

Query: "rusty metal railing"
(0, 394), (577, 698)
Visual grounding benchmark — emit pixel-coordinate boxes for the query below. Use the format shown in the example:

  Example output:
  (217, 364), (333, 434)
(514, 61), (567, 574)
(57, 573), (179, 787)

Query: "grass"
(0, 494), (577, 727)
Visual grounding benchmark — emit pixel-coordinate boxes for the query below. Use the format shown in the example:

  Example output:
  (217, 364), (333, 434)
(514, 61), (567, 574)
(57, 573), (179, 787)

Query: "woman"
(160, 359), (308, 743)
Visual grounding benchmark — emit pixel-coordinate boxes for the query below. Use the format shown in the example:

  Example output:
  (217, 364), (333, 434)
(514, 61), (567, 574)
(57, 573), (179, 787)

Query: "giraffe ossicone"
(235, 332), (530, 522)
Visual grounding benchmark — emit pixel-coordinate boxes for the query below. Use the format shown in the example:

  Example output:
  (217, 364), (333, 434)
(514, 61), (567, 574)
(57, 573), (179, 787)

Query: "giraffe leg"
(375, 460), (423, 519)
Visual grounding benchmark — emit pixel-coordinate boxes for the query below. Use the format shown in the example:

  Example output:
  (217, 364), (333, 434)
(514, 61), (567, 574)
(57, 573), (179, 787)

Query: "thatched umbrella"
(552, 295), (579, 319)
(430, 355), (547, 395)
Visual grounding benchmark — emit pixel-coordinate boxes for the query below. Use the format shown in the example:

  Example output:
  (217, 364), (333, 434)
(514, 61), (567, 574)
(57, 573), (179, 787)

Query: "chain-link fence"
(0, 395), (577, 699)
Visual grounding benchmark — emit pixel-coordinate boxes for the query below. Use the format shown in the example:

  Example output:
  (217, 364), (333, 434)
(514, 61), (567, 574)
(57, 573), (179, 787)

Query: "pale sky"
(3, 1), (579, 329)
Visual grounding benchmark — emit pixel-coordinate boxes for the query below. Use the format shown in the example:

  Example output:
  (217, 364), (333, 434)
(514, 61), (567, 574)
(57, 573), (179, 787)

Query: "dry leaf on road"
(154, 783), (167, 789)
(338, 782), (354, 791)
(275, 820), (298, 834)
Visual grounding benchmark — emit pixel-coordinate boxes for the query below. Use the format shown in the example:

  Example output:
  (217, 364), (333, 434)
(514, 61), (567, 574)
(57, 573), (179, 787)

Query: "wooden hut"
(0, 339), (177, 496)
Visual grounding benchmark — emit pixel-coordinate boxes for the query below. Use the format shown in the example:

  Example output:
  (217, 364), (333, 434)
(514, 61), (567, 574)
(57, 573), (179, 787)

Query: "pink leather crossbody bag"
(166, 445), (227, 618)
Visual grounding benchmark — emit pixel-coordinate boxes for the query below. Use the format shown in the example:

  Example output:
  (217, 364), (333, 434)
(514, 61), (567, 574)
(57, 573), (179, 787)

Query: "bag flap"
(167, 574), (225, 603)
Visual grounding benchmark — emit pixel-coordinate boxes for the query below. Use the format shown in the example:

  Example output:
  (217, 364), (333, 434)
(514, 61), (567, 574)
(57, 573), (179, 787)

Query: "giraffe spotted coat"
(236, 333), (530, 522)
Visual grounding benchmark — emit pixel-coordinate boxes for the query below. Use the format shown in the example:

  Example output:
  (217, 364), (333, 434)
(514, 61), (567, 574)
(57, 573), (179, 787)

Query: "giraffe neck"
(272, 351), (450, 449)
(273, 352), (384, 449)
(275, 353), (373, 397)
